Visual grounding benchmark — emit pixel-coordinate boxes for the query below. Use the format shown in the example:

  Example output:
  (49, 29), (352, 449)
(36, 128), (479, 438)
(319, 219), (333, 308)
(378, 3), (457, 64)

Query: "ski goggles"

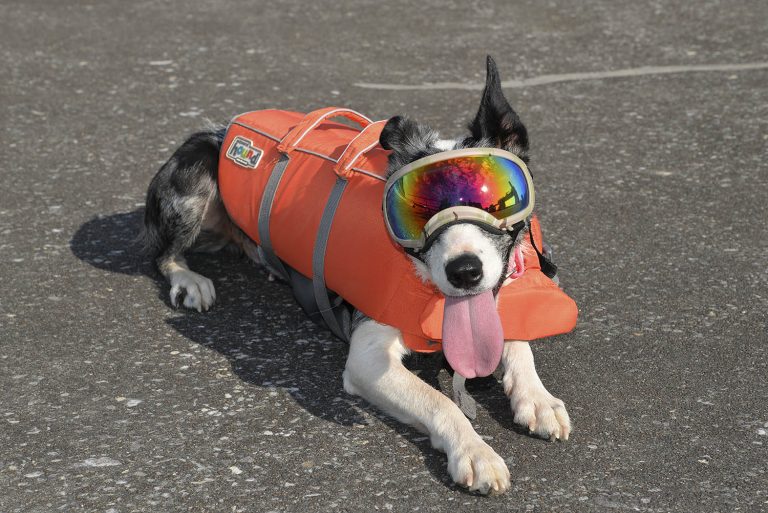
(383, 148), (535, 249)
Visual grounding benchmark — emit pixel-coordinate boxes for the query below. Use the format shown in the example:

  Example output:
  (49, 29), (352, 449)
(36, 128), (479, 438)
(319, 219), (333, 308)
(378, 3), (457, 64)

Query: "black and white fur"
(141, 57), (569, 495)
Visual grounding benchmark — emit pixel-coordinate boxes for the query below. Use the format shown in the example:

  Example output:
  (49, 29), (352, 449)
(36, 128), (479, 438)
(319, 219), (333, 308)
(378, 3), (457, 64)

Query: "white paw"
(168, 269), (216, 312)
(447, 438), (510, 495)
(505, 380), (571, 441)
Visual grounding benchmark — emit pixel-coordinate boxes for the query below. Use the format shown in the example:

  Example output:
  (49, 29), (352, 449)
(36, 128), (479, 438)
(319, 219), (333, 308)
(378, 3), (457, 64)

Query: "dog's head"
(380, 56), (531, 297)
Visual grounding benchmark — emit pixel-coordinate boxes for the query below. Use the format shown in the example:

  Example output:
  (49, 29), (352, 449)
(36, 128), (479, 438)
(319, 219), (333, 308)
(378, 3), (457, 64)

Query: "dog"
(140, 56), (571, 495)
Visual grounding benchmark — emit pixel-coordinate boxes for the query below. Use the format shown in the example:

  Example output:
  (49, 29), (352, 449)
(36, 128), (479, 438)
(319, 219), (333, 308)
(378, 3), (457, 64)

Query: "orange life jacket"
(218, 107), (578, 351)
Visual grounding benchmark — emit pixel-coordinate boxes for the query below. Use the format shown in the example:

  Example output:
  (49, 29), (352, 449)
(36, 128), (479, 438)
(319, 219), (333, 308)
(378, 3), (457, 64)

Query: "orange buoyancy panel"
(218, 108), (578, 351)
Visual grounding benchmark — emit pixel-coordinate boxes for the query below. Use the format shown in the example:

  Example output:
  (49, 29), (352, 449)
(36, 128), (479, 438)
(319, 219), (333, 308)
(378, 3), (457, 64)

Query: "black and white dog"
(141, 57), (569, 495)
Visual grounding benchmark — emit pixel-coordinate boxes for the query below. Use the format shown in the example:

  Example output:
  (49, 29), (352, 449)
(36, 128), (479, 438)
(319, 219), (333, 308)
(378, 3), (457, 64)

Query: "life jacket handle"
(277, 107), (372, 154)
(333, 120), (388, 179)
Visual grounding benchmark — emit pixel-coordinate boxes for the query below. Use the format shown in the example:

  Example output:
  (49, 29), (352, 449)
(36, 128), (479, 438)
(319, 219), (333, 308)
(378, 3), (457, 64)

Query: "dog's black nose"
(445, 254), (484, 289)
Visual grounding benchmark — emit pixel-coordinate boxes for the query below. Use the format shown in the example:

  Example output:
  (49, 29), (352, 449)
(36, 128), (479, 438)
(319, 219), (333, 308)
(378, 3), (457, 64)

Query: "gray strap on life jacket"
(451, 373), (477, 420)
(312, 176), (350, 342)
(257, 154), (290, 281)
(258, 153), (351, 342)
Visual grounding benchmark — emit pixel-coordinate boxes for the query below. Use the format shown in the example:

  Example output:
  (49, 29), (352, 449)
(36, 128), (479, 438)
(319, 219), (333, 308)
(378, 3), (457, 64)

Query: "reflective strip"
(229, 121), (282, 142)
(350, 167), (387, 182)
(312, 177), (349, 341)
(257, 154), (290, 281)
(293, 147), (338, 162)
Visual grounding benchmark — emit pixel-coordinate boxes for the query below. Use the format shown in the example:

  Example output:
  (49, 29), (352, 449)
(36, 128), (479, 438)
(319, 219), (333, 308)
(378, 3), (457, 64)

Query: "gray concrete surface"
(2, 0), (767, 511)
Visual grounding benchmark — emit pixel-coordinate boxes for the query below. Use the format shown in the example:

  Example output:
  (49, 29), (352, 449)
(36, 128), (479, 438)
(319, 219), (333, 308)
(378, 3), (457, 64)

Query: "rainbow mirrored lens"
(385, 154), (531, 241)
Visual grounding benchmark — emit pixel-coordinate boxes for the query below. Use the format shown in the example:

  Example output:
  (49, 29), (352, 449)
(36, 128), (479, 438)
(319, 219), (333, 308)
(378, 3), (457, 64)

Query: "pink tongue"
(442, 290), (504, 379)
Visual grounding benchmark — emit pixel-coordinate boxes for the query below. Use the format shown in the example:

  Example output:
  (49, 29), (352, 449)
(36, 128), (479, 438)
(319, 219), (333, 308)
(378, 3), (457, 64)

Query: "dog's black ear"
(380, 115), (434, 151)
(380, 115), (439, 174)
(379, 115), (408, 151)
(468, 56), (529, 160)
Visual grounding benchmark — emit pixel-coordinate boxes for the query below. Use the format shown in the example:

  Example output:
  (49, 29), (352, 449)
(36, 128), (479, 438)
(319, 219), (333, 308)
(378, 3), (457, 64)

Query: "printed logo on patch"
(226, 136), (263, 169)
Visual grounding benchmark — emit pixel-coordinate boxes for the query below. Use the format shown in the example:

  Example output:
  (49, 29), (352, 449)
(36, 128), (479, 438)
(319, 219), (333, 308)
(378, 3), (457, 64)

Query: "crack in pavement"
(354, 62), (768, 90)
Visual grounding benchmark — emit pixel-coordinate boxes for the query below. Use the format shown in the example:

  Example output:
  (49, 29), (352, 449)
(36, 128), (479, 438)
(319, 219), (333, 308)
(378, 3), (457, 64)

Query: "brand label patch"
(226, 136), (263, 168)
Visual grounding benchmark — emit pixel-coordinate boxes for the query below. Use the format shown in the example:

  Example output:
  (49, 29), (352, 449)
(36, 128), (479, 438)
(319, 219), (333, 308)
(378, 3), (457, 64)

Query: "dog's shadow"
(71, 210), (540, 493)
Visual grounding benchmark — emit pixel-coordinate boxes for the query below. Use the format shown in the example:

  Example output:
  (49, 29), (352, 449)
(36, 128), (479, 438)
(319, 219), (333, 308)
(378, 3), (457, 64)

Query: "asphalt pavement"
(1, 0), (767, 511)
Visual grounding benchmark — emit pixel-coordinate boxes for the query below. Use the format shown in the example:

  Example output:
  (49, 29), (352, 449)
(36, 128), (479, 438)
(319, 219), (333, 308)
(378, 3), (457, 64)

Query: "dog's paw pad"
(448, 439), (510, 495)
(509, 387), (571, 441)
(169, 270), (216, 312)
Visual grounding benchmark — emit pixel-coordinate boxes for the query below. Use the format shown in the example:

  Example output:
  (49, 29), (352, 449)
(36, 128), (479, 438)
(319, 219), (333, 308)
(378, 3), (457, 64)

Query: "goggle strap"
(404, 246), (425, 262)
(404, 220), (526, 267)
(492, 220), (526, 295)
(528, 224), (558, 279)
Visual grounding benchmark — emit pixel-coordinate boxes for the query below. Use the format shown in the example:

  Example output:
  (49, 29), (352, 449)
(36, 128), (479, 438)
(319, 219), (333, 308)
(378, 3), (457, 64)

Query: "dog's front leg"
(343, 320), (510, 494)
(502, 341), (571, 440)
